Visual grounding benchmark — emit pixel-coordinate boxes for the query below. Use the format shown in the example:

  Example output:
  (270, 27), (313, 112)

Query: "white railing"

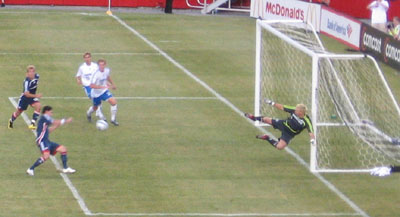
(186, 0), (250, 13)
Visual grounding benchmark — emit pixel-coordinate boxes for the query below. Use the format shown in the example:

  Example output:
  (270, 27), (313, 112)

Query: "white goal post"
(255, 19), (400, 173)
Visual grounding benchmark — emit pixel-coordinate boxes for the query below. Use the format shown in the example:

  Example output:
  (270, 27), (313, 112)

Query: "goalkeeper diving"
(245, 99), (315, 150)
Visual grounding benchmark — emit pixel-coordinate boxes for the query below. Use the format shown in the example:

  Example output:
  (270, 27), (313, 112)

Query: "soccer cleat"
(8, 119), (13, 129)
(256, 134), (269, 140)
(28, 123), (36, 130)
(244, 113), (256, 121)
(26, 168), (34, 176)
(86, 113), (92, 123)
(111, 120), (119, 126)
(62, 167), (76, 174)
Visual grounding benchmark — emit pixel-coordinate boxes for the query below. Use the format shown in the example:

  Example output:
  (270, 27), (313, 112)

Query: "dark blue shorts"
(83, 86), (92, 98)
(38, 139), (60, 155)
(271, 119), (295, 144)
(92, 90), (113, 107)
(18, 96), (39, 111)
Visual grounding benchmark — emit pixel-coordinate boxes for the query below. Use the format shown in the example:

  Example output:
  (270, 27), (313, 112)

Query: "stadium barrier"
(3, 0), (191, 8)
(360, 22), (400, 70)
(320, 5), (361, 50)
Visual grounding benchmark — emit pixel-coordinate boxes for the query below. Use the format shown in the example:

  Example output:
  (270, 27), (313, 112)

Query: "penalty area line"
(8, 97), (92, 216)
(110, 14), (370, 217)
(9, 96), (218, 100)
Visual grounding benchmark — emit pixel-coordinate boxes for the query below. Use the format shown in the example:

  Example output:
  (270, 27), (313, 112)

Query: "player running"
(86, 59), (119, 126)
(26, 106), (75, 176)
(76, 52), (104, 120)
(8, 65), (42, 130)
(245, 99), (315, 150)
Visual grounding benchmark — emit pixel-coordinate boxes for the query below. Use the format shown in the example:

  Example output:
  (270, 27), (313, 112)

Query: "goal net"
(255, 19), (400, 172)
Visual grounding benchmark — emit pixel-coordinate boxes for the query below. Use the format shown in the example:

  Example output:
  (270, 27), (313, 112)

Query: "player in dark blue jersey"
(245, 99), (315, 150)
(8, 65), (42, 130)
(26, 106), (75, 176)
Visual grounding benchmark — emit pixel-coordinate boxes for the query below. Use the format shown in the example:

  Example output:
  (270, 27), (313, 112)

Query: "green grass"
(0, 8), (399, 217)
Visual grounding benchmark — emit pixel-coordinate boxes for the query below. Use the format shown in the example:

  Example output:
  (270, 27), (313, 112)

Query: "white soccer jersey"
(90, 68), (110, 98)
(76, 62), (99, 87)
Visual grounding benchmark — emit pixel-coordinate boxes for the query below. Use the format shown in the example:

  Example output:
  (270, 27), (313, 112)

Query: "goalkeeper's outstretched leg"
(244, 113), (287, 149)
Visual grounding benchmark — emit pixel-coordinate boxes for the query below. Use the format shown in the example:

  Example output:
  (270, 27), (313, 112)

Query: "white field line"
(9, 96), (218, 100)
(7, 96), (361, 217)
(89, 213), (361, 216)
(110, 14), (370, 217)
(0, 11), (105, 16)
(8, 97), (92, 216)
(0, 52), (160, 56)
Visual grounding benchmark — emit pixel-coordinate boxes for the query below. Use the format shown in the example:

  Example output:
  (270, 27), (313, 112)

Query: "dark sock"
(11, 113), (17, 122)
(32, 111), (40, 122)
(391, 165), (400, 173)
(61, 154), (68, 169)
(267, 138), (278, 147)
(30, 157), (44, 170)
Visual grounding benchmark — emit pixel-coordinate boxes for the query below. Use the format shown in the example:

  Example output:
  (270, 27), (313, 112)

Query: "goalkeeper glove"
(310, 139), (315, 145)
(264, 99), (275, 106)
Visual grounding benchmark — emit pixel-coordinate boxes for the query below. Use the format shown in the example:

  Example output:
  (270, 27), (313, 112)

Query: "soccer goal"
(255, 19), (400, 173)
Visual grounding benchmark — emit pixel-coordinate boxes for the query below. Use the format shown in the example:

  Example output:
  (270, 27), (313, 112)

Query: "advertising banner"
(251, 0), (321, 31)
(320, 6), (361, 50)
(360, 23), (400, 69)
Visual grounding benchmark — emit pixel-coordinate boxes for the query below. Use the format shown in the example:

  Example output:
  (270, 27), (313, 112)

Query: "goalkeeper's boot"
(256, 134), (269, 140)
(244, 113), (256, 121)
(8, 119), (13, 129)
(28, 121), (36, 130)
(62, 167), (76, 174)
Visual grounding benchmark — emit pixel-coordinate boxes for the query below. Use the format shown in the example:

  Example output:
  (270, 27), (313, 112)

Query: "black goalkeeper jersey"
(282, 105), (314, 135)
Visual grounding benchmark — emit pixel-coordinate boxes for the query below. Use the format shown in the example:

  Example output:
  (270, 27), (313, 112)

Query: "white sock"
(95, 105), (105, 120)
(87, 106), (94, 116)
(111, 105), (117, 122)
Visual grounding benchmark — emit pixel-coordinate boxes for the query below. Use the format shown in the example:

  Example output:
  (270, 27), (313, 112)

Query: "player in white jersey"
(75, 52), (104, 120)
(87, 59), (119, 126)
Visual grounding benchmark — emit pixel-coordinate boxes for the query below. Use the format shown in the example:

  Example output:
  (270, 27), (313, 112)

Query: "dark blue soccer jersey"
(22, 74), (39, 95)
(36, 114), (53, 144)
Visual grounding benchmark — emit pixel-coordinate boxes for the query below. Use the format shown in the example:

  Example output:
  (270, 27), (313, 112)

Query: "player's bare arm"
(107, 76), (116, 90)
(76, 76), (82, 85)
(49, 117), (72, 133)
(23, 91), (42, 98)
(90, 83), (107, 89)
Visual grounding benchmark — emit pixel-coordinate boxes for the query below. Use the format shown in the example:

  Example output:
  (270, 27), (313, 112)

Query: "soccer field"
(0, 8), (399, 217)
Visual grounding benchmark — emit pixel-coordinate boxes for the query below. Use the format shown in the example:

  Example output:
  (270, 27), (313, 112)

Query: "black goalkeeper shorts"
(271, 119), (295, 144)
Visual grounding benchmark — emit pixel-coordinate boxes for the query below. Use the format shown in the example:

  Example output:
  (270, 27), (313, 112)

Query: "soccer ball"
(96, 120), (108, 131)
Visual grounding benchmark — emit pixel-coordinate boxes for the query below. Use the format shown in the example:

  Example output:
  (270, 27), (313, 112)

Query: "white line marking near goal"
(110, 14), (370, 217)
(158, 40), (180, 43)
(0, 52), (160, 56)
(8, 97), (93, 216)
(89, 213), (361, 216)
(9, 96), (218, 100)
